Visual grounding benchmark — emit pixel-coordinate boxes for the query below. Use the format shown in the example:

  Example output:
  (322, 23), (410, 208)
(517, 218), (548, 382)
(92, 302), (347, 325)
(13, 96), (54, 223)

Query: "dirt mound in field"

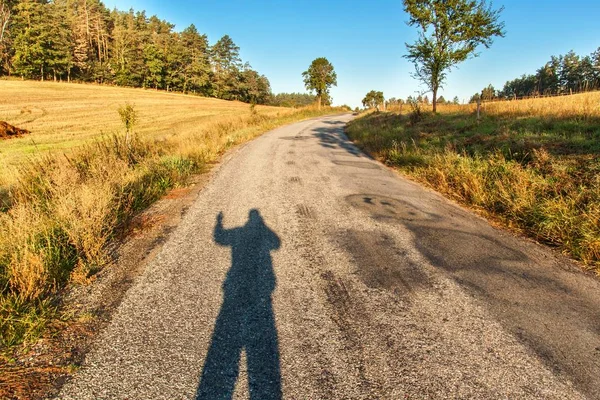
(0, 121), (30, 139)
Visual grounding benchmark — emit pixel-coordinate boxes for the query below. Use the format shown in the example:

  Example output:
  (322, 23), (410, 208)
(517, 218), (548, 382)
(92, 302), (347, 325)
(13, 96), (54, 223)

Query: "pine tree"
(211, 35), (242, 99)
(560, 51), (580, 94)
(111, 9), (145, 86)
(12, 0), (53, 80)
(46, 1), (73, 81)
(481, 84), (495, 101)
(181, 24), (210, 94)
(592, 48), (600, 89)
(143, 43), (164, 89)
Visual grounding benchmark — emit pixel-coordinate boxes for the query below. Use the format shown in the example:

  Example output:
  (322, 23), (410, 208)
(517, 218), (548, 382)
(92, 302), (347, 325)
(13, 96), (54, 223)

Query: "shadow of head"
(248, 209), (261, 225)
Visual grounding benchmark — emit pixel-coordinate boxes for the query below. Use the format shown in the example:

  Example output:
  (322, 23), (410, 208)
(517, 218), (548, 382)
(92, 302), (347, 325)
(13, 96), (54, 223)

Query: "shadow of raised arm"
(214, 211), (235, 246)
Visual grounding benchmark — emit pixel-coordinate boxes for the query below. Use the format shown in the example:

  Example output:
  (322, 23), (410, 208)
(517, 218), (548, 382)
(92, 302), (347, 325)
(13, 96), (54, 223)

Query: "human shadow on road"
(196, 209), (282, 400)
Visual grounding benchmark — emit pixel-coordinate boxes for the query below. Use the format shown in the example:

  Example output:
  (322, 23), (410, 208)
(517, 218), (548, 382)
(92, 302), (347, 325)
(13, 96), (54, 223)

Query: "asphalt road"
(59, 115), (600, 399)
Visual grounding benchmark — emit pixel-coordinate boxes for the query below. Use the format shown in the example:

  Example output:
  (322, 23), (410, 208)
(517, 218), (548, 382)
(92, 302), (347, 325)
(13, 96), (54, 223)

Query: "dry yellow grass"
(437, 91), (600, 118)
(0, 80), (295, 183)
(0, 80), (343, 349)
(385, 91), (600, 118)
(347, 92), (600, 275)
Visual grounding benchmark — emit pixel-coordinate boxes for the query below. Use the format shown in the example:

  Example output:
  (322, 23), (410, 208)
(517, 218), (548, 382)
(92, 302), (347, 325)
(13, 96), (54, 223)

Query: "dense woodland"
(472, 48), (600, 102)
(0, 0), (281, 104)
(269, 92), (317, 108)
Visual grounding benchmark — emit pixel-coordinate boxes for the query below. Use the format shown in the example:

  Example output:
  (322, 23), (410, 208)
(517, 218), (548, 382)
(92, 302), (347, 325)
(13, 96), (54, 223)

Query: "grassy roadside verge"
(346, 102), (600, 274)
(0, 106), (344, 353)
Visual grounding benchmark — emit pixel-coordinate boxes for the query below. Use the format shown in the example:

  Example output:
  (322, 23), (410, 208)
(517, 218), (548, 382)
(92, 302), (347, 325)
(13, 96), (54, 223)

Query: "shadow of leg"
(196, 299), (244, 400)
(246, 298), (282, 400)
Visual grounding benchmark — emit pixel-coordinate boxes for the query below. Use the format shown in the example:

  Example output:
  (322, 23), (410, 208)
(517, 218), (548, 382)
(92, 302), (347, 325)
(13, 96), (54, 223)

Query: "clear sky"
(103, 0), (600, 108)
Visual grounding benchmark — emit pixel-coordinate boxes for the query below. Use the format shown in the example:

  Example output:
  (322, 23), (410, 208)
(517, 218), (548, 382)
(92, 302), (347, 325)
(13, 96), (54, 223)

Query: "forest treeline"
(269, 92), (317, 108)
(0, 0), (288, 104)
(471, 48), (600, 102)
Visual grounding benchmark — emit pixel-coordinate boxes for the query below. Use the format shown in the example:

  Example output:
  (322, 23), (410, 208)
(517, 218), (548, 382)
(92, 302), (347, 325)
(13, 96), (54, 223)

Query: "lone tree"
(362, 90), (385, 111)
(302, 57), (337, 109)
(403, 0), (505, 113)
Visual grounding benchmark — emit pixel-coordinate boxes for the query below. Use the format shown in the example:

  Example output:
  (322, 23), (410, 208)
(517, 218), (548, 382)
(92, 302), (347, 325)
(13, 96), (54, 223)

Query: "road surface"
(59, 115), (600, 399)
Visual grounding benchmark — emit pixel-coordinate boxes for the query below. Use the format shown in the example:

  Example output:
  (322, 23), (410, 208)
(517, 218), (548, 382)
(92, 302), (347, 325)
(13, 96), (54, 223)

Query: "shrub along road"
(58, 115), (599, 399)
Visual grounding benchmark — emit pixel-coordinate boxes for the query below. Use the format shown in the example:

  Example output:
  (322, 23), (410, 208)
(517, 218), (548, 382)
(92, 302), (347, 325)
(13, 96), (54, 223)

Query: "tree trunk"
(432, 87), (438, 113)
(40, 65), (44, 81)
(317, 94), (322, 110)
(96, 20), (102, 62)
(84, 0), (90, 36)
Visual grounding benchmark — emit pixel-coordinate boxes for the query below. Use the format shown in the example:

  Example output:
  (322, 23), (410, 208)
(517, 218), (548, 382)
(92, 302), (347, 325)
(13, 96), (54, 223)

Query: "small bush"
(118, 103), (138, 143)
(408, 98), (423, 124)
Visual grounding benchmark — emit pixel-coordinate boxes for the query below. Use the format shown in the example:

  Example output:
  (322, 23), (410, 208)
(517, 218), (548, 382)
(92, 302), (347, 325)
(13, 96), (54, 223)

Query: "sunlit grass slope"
(347, 92), (600, 272)
(0, 80), (293, 172)
(0, 80), (343, 350)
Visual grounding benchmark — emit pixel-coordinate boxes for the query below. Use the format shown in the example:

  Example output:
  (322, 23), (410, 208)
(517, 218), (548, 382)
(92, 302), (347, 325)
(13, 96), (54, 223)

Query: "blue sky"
(103, 0), (600, 108)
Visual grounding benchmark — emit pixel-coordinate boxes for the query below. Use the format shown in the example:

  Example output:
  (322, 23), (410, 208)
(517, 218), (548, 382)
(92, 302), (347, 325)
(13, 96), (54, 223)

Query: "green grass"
(346, 110), (600, 273)
(1, 297), (57, 350)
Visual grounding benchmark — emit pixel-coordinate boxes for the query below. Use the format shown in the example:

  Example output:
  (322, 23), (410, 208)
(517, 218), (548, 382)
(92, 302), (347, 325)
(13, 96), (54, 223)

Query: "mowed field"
(0, 80), (292, 180)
